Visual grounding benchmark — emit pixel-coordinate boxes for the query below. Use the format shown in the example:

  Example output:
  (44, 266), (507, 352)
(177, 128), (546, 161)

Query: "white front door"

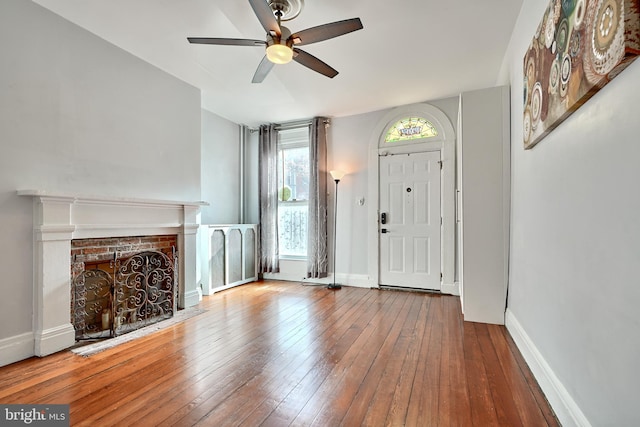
(379, 151), (441, 290)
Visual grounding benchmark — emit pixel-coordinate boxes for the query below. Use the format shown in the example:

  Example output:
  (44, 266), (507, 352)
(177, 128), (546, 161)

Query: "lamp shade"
(266, 44), (293, 64)
(330, 170), (345, 181)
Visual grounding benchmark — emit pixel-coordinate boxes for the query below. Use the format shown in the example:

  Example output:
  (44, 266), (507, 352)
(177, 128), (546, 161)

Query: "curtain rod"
(247, 118), (330, 133)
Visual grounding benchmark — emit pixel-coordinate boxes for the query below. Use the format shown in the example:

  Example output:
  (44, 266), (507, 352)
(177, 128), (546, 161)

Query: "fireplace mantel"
(18, 190), (207, 356)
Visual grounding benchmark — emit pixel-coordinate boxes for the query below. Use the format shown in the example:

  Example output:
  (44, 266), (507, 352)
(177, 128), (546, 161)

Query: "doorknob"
(381, 228), (388, 233)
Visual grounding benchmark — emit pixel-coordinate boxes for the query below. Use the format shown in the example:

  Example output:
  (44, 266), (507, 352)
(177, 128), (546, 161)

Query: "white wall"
(500, 0), (640, 425)
(201, 110), (241, 224)
(0, 0), (201, 366)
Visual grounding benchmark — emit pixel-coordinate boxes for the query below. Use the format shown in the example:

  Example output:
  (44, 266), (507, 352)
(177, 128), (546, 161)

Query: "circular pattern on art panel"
(590, 0), (625, 75)
(523, 108), (532, 145)
(556, 19), (570, 53)
(569, 30), (582, 58)
(526, 53), (537, 88)
(574, 0), (587, 29)
(561, 54), (572, 84)
(549, 58), (561, 94)
(531, 82), (543, 128)
(545, 13), (557, 48)
(562, 0), (577, 15)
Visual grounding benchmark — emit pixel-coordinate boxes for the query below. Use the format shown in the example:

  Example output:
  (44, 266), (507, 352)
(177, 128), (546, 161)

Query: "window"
(384, 117), (438, 143)
(277, 127), (310, 258)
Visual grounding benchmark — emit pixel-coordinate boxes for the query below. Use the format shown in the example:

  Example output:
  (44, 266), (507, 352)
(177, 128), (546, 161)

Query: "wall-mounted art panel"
(523, 0), (640, 149)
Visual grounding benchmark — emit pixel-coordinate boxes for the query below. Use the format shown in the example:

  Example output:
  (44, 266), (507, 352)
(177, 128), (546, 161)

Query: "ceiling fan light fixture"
(266, 43), (293, 64)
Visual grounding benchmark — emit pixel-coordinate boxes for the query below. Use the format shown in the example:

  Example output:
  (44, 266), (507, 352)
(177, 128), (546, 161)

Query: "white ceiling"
(32, 0), (523, 127)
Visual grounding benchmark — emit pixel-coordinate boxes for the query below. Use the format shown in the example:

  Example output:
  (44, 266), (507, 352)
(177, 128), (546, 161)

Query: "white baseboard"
(210, 278), (258, 294)
(264, 273), (374, 289)
(441, 282), (459, 296)
(263, 272), (310, 282)
(35, 323), (75, 357)
(0, 332), (34, 367)
(336, 274), (372, 288)
(183, 288), (202, 308)
(505, 309), (592, 427)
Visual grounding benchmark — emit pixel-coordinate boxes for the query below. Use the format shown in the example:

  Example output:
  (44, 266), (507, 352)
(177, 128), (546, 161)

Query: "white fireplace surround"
(18, 190), (206, 357)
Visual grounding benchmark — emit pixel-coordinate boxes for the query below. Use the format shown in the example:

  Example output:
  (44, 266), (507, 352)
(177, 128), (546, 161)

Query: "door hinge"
(440, 217), (443, 225)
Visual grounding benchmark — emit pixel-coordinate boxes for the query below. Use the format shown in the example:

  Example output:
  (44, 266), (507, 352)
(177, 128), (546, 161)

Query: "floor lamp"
(328, 170), (345, 290)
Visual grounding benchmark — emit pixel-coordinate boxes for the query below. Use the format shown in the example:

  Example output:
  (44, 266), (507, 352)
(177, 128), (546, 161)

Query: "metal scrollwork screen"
(71, 269), (113, 339)
(72, 250), (177, 340)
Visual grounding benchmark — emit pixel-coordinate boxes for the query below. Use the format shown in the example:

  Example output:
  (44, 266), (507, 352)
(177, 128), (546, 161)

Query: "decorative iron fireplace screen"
(71, 250), (177, 340)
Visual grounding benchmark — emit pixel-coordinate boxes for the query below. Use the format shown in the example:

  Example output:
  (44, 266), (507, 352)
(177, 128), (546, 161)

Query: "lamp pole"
(328, 170), (345, 290)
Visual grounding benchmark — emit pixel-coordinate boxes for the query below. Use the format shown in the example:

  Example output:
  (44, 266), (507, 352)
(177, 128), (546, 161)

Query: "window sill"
(279, 256), (307, 261)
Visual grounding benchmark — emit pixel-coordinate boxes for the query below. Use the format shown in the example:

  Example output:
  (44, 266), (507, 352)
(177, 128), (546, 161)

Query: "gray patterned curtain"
(258, 124), (279, 273)
(306, 118), (328, 278)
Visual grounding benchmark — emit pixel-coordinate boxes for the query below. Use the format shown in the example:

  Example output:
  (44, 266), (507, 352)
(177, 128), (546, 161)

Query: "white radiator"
(201, 224), (258, 295)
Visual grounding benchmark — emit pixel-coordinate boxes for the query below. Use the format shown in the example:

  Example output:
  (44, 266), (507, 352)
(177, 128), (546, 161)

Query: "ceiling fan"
(187, 0), (363, 83)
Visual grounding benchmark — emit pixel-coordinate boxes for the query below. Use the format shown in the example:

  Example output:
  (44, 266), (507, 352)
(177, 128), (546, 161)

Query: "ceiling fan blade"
(289, 18), (363, 46)
(292, 48), (338, 78)
(188, 37), (266, 47)
(249, 0), (281, 36)
(252, 55), (276, 83)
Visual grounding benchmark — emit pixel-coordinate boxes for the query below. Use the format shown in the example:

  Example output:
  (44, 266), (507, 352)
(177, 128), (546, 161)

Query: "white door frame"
(367, 103), (457, 295)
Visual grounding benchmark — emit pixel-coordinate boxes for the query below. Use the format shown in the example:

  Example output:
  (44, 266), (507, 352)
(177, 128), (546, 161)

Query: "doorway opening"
(367, 103), (456, 294)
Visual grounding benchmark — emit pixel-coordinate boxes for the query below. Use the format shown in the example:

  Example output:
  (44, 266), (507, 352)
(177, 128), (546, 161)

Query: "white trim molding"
(266, 273), (372, 289)
(336, 273), (371, 288)
(505, 309), (592, 427)
(441, 282), (460, 296)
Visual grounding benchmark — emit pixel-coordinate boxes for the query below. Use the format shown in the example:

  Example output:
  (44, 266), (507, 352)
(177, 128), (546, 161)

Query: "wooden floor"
(0, 281), (558, 426)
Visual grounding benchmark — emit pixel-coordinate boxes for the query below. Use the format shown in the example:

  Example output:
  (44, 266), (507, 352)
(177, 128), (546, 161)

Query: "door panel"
(389, 236), (405, 272)
(380, 151), (441, 290)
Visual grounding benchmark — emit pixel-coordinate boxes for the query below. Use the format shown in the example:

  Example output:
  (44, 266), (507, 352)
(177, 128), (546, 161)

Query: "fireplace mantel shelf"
(17, 189), (208, 208)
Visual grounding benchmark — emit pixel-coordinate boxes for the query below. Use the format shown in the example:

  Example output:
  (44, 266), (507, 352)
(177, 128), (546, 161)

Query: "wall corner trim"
(505, 309), (592, 427)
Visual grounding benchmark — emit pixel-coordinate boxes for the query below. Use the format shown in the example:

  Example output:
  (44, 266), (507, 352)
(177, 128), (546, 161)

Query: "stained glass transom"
(384, 117), (438, 143)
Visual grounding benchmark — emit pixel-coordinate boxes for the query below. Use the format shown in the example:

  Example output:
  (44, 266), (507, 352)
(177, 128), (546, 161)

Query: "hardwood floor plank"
(292, 290), (402, 425)
(240, 288), (378, 427)
(443, 296), (473, 427)
(404, 294), (444, 426)
(492, 326), (560, 427)
(186, 287), (372, 426)
(310, 291), (413, 426)
(474, 323), (525, 427)
(484, 325), (551, 426)
(462, 320), (501, 426)
(140, 286), (343, 426)
(359, 293), (424, 426)
(328, 291), (415, 426)
(0, 280), (557, 427)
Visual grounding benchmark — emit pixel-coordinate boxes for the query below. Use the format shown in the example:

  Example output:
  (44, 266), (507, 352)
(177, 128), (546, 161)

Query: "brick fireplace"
(71, 235), (178, 340)
(18, 190), (205, 356)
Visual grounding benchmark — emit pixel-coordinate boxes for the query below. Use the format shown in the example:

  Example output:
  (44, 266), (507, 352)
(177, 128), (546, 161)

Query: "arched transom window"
(384, 117), (438, 143)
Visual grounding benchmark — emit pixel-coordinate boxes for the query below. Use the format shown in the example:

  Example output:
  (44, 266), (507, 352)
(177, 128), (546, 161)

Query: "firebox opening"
(70, 235), (178, 341)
